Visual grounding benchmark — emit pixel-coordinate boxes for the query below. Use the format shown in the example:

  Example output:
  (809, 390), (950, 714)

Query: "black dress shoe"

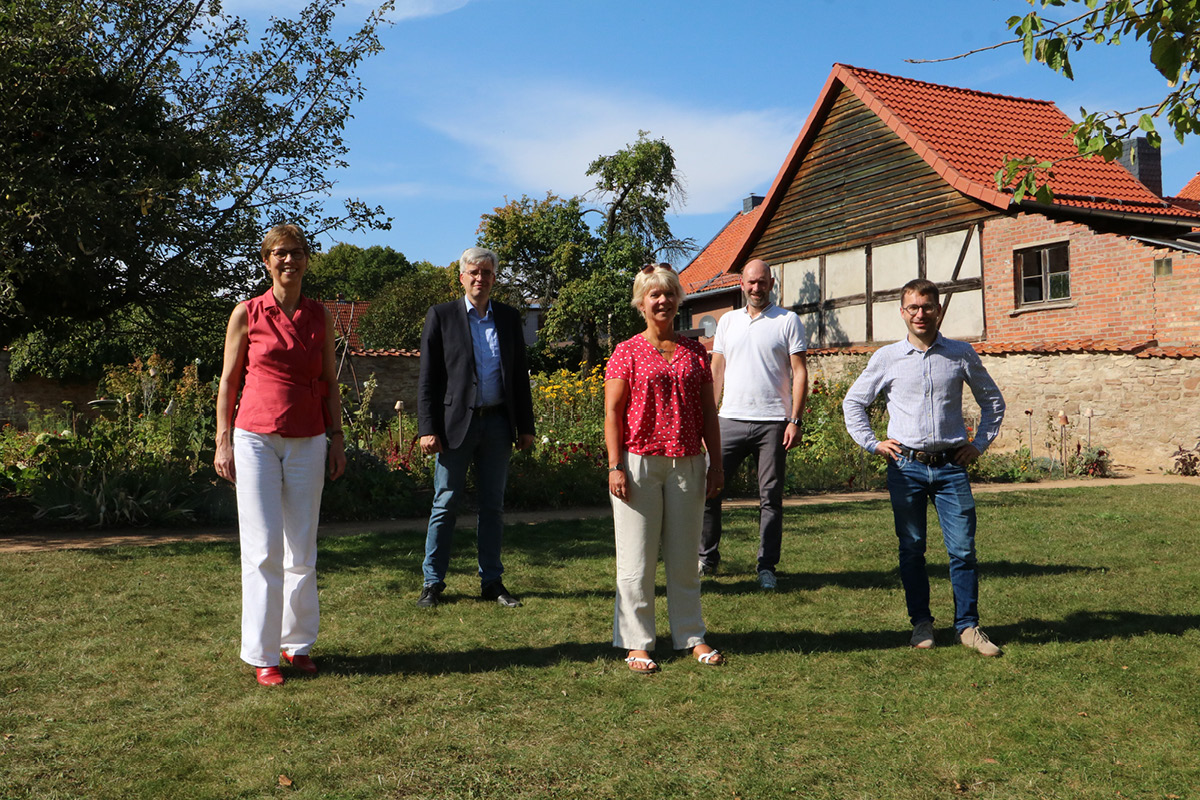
(417, 582), (445, 608)
(481, 581), (522, 608)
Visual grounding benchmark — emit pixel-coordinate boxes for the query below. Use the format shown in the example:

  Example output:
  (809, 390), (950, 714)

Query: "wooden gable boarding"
(749, 85), (994, 348)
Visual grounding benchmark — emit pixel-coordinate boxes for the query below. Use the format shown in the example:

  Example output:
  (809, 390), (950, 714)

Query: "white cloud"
(215, 0), (475, 22)
(423, 83), (804, 216)
(388, 0), (475, 22)
(336, 180), (429, 199)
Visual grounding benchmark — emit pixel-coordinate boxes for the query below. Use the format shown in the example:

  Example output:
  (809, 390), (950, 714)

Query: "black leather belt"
(474, 404), (507, 419)
(898, 445), (952, 467)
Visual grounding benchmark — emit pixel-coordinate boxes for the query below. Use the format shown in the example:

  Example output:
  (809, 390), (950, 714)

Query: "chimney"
(742, 193), (764, 214)
(1119, 137), (1162, 196)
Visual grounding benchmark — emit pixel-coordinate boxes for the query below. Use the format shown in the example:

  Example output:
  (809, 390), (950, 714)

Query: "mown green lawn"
(2, 485), (1198, 799)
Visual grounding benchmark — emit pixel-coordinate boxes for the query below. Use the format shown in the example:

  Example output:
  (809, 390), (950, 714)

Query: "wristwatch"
(608, 465), (625, 472)
(786, 417), (801, 426)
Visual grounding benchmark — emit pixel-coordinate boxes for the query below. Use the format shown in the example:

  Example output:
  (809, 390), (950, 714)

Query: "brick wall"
(981, 213), (1200, 346)
(810, 349), (1200, 471)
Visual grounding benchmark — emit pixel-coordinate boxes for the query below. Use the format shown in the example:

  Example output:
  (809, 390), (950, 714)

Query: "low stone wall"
(809, 349), (1200, 472)
(337, 352), (421, 421)
(0, 350), (99, 424)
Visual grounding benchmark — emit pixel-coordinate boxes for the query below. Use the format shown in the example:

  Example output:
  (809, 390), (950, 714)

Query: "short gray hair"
(459, 247), (498, 273)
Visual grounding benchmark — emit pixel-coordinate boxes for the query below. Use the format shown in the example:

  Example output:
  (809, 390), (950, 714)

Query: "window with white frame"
(1014, 242), (1070, 307)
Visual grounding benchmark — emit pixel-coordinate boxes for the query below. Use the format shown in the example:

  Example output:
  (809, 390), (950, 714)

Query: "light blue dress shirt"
(842, 333), (1005, 454)
(465, 296), (504, 408)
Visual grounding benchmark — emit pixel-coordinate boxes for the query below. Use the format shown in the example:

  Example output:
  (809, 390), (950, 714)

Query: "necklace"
(645, 334), (678, 363)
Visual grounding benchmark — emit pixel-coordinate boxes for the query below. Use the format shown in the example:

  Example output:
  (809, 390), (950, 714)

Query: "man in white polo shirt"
(699, 259), (808, 590)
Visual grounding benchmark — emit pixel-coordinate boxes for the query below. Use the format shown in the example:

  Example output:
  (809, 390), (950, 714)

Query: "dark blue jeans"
(886, 454), (979, 632)
(700, 418), (787, 573)
(422, 413), (512, 587)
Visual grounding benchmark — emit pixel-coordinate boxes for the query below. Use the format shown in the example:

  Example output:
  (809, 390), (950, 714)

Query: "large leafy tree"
(478, 132), (693, 367)
(305, 243), (413, 301)
(927, 0), (1200, 200)
(356, 262), (459, 351)
(0, 0), (392, 362)
(356, 260), (524, 352)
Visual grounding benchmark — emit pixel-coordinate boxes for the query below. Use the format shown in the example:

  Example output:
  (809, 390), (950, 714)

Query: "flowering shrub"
(532, 364), (605, 447)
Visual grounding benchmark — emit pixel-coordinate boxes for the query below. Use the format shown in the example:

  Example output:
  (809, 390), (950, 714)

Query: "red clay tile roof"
(319, 300), (371, 349)
(811, 339), (1200, 359)
(734, 64), (1200, 268)
(681, 205), (762, 294)
(1175, 171), (1200, 201)
(976, 339), (1200, 358)
(841, 65), (1199, 216)
(347, 347), (420, 357)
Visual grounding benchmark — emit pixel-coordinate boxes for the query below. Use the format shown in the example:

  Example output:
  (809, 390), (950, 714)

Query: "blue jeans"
(886, 455), (979, 632)
(422, 413), (513, 587)
(700, 418), (787, 573)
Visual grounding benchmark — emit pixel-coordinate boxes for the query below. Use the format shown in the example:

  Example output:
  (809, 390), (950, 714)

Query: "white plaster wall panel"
(825, 249), (866, 299)
(826, 303), (866, 345)
(937, 288), (985, 339)
(873, 302), (909, 342)
(873, 239), (919, 292)
(927, 229), (982, 281)
(779, 258), (820, 307)
(799, 312), (821, 349)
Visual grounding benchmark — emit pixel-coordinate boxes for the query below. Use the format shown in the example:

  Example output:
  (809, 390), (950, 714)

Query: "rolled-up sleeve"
(842, 351), (888, 454)
(965, 352), (1005, 452)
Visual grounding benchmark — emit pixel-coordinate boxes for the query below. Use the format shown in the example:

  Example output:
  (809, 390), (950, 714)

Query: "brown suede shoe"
(958, 626), (1003, 657)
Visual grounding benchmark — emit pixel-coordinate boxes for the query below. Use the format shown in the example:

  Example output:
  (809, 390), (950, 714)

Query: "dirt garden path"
(3, 472), (1196, 555)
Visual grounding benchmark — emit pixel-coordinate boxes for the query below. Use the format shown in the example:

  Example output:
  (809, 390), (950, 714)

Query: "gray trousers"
(700, 418), (787, 573)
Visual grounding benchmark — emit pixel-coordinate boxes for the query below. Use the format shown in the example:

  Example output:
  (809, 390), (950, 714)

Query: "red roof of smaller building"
(319, 300), (371, 349)
(349, 347), (420, 357)
(681, 204), (762, 294)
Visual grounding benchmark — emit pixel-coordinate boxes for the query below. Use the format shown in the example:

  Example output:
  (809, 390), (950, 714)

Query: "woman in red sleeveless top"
(215, 224), (346, 687)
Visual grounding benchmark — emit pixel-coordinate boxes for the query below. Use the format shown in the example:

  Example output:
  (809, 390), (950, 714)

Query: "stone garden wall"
(810, 349), (1200, 472)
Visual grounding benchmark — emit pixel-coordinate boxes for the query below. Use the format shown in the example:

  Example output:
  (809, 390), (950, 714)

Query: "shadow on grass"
(314, 609), (1200, 678)
(322, 640), (613, 676)
(701, 559), (1105, 595)
(992, 610), (1200, 645)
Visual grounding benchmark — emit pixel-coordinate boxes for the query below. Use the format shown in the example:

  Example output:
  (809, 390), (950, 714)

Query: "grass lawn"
(2, 484), (1199, 799)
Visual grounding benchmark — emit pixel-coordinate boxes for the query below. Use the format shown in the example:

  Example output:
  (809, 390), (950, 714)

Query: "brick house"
(679, 63), (1200, 469)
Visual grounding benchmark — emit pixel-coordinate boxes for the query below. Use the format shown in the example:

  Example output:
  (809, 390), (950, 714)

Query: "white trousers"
(233, 429), (326, 667)
(611, 451), (708, 651)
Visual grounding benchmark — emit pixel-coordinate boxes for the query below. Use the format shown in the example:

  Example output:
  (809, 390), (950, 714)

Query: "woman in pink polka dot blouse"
(604, 263), (725, 674)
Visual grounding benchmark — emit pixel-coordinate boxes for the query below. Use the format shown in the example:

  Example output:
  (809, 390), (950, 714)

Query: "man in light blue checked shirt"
(843, 278), (1006, 656)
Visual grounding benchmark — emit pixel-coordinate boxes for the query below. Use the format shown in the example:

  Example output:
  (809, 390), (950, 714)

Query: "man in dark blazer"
(416, 247), (536, 608)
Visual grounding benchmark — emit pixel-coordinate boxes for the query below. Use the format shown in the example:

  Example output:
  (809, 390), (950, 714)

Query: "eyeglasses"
(902, 303), (939, 316)
(641, 262), (673, 274)
(270, 248), (307, 260)
(462, 268), (495, 279)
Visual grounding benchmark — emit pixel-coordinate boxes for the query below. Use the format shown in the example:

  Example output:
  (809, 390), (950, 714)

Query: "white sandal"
(694, 648), (724, 666)
(625, 654), (660, 674)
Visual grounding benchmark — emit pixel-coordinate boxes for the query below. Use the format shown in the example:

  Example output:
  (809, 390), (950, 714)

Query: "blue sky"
(228, 0), (1200, 267)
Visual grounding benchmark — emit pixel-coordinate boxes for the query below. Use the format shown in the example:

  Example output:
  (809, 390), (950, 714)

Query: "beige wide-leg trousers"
(234, 429), (326, 668)
(611, 451), (708, 651)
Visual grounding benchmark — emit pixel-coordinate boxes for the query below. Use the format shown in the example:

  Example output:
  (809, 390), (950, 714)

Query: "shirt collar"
(740, 302), (776, 320)
(902, 332), (946, 354)
(463, 295), (493, 319)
